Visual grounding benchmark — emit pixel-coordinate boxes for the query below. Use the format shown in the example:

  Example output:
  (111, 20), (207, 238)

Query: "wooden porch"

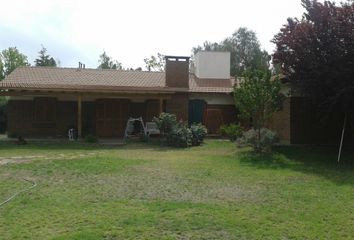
(1, 90), (171, 139)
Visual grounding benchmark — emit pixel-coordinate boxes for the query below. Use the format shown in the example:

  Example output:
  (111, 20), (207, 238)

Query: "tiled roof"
(0, 66), (234, 93)
(189, 74), (235, 93)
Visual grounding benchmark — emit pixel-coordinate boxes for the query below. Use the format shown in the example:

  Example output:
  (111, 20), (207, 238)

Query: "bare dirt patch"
(0, 152), (101, 165)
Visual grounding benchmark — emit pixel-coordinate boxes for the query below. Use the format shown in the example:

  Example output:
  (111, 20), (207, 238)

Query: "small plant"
(85, 134), (97, 143)
(153, 112), (177, 137)
(237, 128), (279, 153)
(166, 123), (192, 148)
(153, 112), (208, 148)
(220, 123), (243, 141)
(190, 123), (207, 146)
(7, 132), (17, 138)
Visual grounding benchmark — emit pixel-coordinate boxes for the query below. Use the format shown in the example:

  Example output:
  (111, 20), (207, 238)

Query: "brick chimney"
(165, 56), (190, 88)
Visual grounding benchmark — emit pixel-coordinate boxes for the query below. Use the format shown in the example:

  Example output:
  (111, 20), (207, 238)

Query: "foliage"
(220, 123), (243, 141)
(192, 27), (270, 76)
(153, 112), (177, 137)
(190, 123), (208, 146)
(234, 70), (284, 152)
(0, 96), (7, 107)
(153, 113), (207, 147)
(34, 45), (56, 67)
(144, 53), (165, 71)
(0, 47), (29, 80)
(97, 51), (122, 70)
(85, 134), (97, 143)
(166, 123), (192, 148)
(272, 0), (354, 117)
(237, 128), (279, 152)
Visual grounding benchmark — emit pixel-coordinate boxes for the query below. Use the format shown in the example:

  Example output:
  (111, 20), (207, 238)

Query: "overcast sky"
(0, 0), (308, 69)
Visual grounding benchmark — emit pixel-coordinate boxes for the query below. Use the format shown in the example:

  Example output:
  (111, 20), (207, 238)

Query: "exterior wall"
(194, 51), (230, 79)
(165, 93), (189, 121)
(267, 98), (291, 144)
(6, 97), (161, 138)
(145, 100), (160, 122)
(189, 93), (234, 105)
(204, 104), (238, 134)
(290, 97), (354, 144)
(267, 96), (354, 145)
(7, 99), (80, 138)
(189, 93), (237, 134)
(206, 105), (237, 125)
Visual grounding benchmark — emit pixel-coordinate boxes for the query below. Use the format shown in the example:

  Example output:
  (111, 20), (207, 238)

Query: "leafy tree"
(192, 28), (270, 76)
(97, 51), (122, 70)
(234, 70), (284, 152)
(0, 47), (29, 80)
(144, 53), (165, 71)
(272, 0), (354, 117)
(34, 45), (57, 67)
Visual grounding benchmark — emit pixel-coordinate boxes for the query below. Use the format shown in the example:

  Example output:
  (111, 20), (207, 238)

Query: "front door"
(96, 99), (130, 137)
(204, 108), (223, 134)
(188, 99), (206, 126)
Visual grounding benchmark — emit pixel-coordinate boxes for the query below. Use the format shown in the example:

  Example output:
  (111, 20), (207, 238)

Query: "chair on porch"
(145, 122), (160, 137)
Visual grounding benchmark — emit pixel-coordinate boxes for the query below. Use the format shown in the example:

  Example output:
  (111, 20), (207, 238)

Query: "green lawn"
(0, 140), (353, 239)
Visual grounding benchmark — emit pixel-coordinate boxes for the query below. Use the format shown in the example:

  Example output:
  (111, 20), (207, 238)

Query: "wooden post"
(159, 98), (163, 114)
(337, 114), (347, 162)
(77, 94), (82, 140)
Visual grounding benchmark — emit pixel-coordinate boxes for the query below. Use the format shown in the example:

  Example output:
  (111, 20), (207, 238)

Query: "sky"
(0, 0), (308, 69)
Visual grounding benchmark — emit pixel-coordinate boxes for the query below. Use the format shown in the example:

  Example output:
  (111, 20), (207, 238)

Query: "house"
(0, 51), (238, 139)
(267, 76), (354, 145)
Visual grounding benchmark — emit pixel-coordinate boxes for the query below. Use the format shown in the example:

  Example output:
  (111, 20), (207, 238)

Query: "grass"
(0, 140), (354, 239)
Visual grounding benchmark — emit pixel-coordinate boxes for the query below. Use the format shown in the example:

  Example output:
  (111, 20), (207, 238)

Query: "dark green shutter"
(188, 100), (206, 126)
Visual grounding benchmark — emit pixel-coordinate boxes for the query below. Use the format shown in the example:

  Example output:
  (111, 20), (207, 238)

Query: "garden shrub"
(237, 128), (279, 152)
(85, 134), (97, 143)
(166, 123), (192, 148)
(153, 112), (177, 137)
(154, 113), (207, 148)
(190, 123), (207, 146)
(220, 123), (243, 141)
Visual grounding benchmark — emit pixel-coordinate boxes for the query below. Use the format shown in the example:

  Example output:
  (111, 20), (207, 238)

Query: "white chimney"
(194, 51), (230, 79)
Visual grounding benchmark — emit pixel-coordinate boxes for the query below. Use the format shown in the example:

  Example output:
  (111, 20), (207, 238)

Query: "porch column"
(77, 94), (82, 139)
(159, 97), (163, 114)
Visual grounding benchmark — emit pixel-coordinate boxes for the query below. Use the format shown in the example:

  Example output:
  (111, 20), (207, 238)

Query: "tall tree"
(234, 70), (284, 152)
(0, 47), (29, 80)
(272, 0), (354, 117)
(34, 46), (57, 67)
(97, 51), (122, 70)
(144, 53), (165, 71)
(192, 28), (270, 76)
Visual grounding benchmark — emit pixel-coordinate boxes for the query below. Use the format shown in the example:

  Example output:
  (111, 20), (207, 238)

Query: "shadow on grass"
(0, 139), (189, 152)
(239, 145), (354, 186)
